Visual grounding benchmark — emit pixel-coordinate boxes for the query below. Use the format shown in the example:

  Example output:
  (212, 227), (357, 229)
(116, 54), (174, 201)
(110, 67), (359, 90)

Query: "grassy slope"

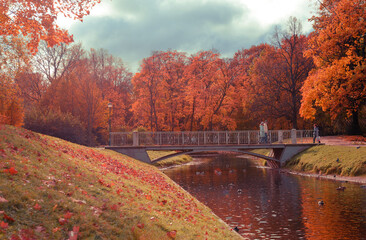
(285, 145), (366, 176)
(0, 125), (241, 240)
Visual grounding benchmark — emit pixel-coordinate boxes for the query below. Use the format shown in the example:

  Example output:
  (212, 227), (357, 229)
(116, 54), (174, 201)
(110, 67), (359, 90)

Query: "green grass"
(285, 145), (366, 176)
(148, 151), (192, 167)
(0, 125), (241, 239)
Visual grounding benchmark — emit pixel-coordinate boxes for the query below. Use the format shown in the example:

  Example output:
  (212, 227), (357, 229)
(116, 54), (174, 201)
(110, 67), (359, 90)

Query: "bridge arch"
(152, 149), (281, 168)
(152, 149), (279, 163)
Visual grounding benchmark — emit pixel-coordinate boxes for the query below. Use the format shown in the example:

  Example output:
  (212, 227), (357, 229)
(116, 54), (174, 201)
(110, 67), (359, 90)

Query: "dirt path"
(320, 135), (366, 147)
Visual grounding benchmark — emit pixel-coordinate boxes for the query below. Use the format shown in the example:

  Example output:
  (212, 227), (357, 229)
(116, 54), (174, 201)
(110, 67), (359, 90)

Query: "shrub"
(24, 107), (88, 145)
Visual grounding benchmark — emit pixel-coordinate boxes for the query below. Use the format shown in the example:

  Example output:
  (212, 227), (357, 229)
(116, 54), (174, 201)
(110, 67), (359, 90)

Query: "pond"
(162, 154), (366, 239)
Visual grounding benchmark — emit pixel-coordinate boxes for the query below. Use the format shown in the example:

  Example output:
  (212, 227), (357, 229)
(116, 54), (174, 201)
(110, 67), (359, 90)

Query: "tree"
(0, 36), (30, 126)
(33, 41), (84, 83)
(132, 52), (164, 131)
(132, 51), (187, 131)
(88, 48), (133, 130)
(231, 44), (269, 129)
(184, 50), (230, 130)
(158, 50), (187, 131)
(0, 76), (24, 126)
(300, 0), (366, 134)
(0, 0), (101, 53)
(15, 71), (46, 110)
(240, 18), (313, 129)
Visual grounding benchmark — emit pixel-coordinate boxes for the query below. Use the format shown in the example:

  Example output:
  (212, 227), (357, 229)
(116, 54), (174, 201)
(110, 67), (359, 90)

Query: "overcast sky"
(58, 0), (317, 72)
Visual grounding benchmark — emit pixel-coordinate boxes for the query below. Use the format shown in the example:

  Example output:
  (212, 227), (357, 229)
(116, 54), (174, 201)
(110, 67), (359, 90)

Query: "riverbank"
(0, 125), (241, 239)
(250, 138), (366, 183)
(285, 144), (366, 174)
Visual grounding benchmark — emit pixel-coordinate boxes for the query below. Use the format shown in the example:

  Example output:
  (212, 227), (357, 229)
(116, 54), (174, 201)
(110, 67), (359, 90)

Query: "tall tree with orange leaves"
(132, 51), (187, 131)
(184, 50), (236, 130)
(231, 44), (270, 129)
(0, 0), (101, 53)
(301, 0), (366, 134)
(88, 48), (133, 131)
(0, 36), (30, 126)
(241, 18), (313, 129)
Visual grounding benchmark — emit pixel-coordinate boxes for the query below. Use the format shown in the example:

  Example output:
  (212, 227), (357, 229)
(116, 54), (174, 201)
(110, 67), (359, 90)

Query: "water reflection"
(162, 154), (366, 239)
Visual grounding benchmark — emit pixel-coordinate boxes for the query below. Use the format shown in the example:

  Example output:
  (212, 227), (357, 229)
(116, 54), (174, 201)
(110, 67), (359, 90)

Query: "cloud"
(68, 0), (313, 72)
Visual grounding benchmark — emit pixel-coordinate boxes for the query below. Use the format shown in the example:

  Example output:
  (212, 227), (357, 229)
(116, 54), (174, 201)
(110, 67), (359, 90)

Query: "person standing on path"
(264, 120), (269, 143)
(313, 124), (320, 144)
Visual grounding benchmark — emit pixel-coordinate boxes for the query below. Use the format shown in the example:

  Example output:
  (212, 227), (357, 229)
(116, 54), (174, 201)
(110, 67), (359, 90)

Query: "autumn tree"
(158, 51), (187, 131)
(241, 18), (313, 129)
(0, 36), (30, 126)
(72, 59), (107, 145)
(33, 41), (84, 83)
(15, 71), (46, 110)
(230, 44), (270, 129)
(300, 0), (366, 134)
(88, 48), (133, 131)
(132, 53), (163, 131)
(184, 50), (236, 130)
(132, 51), (187, 131)
(35, 43), (84, 115)
(0, 0), (101, 53)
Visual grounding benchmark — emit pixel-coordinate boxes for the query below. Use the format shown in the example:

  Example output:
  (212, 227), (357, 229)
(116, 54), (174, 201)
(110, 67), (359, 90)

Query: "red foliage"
(0, 221), (8, 229)
(167, 230), (177, 239)
(4, 167), (18, 175)
(33, 203), (42, 211)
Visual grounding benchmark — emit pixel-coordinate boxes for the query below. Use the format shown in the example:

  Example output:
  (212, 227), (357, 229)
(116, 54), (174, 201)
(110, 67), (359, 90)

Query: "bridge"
(105, 129), (318, 168)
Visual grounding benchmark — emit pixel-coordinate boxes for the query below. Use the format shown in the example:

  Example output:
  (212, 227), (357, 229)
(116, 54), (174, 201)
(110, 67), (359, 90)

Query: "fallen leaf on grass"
(67, 226), (79, 240)
(4, 167), (18, 175)
(64, 211), (73, 219)
(0, 221), (8, 229)
(167, 230), (177, 239)
(58, 218), (68, 225)
(33, 203), (42, 210)
(3, 213), (14, 223)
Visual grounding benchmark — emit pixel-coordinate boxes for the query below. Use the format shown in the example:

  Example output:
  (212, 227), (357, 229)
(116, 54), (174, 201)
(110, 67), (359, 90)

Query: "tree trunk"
(348, 110), (361, 135)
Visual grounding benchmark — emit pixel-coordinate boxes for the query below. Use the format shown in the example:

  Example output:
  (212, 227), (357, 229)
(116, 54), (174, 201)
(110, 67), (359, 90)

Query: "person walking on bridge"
(313, 124), (320, 144)
(259, 121), (265, 144)
(264, 120), (269, 143)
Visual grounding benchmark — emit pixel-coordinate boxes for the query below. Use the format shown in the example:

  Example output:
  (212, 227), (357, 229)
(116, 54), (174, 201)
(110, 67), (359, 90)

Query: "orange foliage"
(0, 36), (29, 127)
(132, 51), (187, 131)
(237, 18), (313, 129)
(301, 0), (366, 126)
(0, 76), (24, 127)
(184, 51), (237, 130)
(0, 0), (101, 53)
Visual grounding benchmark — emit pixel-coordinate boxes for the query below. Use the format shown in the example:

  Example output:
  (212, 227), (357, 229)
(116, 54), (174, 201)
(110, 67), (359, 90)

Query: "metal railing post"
(133, 131), (139, 146)
(291, 129), (297, 144)
(278, 130), (283, 143)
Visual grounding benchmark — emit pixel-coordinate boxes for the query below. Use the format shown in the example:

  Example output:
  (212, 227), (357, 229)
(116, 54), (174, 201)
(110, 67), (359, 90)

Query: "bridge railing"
(110, 129), (313, 146)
